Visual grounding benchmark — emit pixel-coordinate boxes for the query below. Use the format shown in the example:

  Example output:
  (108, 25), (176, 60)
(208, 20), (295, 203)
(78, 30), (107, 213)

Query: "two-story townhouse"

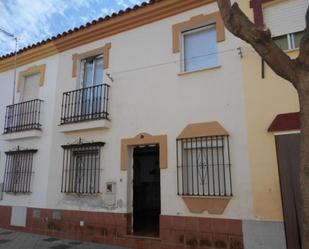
(0, 0), (306, 248)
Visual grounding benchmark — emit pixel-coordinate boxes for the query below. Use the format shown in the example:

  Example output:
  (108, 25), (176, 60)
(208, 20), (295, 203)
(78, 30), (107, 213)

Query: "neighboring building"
(239, 0), (306, 248)
(0, 0), (306, 248)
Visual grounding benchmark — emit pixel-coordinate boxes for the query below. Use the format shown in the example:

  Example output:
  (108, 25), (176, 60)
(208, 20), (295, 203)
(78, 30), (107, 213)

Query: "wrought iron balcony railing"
(60, 83), (110, 125)
(4, 99), (43, 134)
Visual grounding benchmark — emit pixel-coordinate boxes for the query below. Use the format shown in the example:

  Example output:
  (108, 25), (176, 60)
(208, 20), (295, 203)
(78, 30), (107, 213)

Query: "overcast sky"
(0, 0), (146, 56)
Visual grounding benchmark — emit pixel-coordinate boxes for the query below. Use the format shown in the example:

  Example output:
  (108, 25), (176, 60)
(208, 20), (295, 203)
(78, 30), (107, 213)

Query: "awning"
(268, 112), (300, 132)
(177, 121), (229, 139)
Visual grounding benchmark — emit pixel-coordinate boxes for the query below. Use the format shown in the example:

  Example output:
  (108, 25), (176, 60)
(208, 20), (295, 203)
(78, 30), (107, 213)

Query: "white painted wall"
(0, 54), (60, 208)
(0, 3), (254, 220)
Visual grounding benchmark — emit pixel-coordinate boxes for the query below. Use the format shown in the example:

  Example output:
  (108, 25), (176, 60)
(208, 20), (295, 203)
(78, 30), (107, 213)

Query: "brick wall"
(0, 205), (11, 228)
(160, 215), (243, 249)
(0, 205), (244, 249)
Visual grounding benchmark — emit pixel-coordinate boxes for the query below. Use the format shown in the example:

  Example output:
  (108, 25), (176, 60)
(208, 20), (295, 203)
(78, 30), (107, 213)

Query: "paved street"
(0, 228), (128, 249)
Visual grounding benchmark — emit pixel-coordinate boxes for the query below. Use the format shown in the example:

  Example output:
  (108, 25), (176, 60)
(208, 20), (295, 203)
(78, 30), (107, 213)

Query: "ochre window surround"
(177, 121), (232, 215)
(17, 64), (46, 92)
(121, 133), (168, 170)
(177, 121), (229, 139)
(172, 12), (225, 53)
(71, 42), (112, 77)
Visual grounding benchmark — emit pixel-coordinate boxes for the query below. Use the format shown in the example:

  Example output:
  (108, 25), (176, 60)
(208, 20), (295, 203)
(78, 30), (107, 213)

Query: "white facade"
(0, 2), (253, 222)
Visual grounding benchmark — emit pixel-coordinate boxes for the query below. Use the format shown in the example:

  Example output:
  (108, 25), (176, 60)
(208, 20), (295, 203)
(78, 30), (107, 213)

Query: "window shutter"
(22, 73), (40, 101)
(183, 25), (218, 72)
(263, 0), (308, 37)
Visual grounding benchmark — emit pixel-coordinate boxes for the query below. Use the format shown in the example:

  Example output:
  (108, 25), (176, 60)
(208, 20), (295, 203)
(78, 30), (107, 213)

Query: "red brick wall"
(0, 205), (244, 249)
(25, 208), (129, 243)
(0, 205), (11, 228)
(160, 215), (243, 249)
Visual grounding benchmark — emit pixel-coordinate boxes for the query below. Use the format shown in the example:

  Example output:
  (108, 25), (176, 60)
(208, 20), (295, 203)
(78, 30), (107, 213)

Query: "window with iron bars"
(61, 142), (105, 194)
(176, 135), (232, 197)
(3, 148), (37, 194)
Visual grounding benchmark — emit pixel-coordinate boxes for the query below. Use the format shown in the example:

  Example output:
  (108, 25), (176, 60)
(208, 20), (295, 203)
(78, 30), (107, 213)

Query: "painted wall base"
(0, 205), (245, 249)
(0, 205), (288, 249)
(242, 220), (287, 249)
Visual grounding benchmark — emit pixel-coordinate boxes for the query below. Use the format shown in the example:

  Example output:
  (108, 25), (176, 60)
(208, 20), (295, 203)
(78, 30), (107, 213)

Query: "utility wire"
(110, 47), (256, 75)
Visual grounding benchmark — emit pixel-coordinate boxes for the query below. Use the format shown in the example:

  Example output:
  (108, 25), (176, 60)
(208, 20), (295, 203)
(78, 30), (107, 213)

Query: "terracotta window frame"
(172, 12), (225, 52)
(181, 24), (220, 73)
(71, 42), (111, 78)
(17, 64), (46, 93)
(172, 12), (225, 73)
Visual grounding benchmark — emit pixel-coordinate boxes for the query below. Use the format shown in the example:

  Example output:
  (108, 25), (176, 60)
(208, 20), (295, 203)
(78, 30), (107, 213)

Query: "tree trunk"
(298, 71), (309, 249)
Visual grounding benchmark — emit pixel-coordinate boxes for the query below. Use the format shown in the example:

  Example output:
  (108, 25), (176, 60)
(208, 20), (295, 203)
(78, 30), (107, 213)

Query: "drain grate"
(43, 237), (60, 242)
(68, 241), (82, 245)
(49, 244), (71, 249)
(0, 239), (11, 244)
(0, 231), (12, 235)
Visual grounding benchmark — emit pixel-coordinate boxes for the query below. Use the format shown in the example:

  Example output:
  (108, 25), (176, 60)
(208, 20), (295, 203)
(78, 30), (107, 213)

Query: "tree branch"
(217, 0), (299, 88)
(296, 7), (309, 69)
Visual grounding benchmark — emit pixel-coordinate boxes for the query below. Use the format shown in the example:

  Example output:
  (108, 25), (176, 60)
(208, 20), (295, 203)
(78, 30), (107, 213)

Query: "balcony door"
(13, 73), (40, 129)
(81, 55), (103, 119)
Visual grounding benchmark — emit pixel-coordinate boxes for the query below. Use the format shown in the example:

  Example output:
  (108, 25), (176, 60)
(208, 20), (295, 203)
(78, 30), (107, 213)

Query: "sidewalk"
(0, 228), (129, 249)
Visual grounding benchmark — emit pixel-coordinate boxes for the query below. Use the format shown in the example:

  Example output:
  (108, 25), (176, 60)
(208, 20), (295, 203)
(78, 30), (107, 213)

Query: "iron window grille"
(3, 148), (37, 193)
(61, 141), (105, 194)
(4, 99), (43, 134)
(176, 135), (232, 197)
(60, 83), (110, 125)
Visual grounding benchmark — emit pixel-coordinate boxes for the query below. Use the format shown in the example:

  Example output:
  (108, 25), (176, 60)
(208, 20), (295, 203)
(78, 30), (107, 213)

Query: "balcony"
(59, 84), (110, 133)
(2, 99), (43, 140)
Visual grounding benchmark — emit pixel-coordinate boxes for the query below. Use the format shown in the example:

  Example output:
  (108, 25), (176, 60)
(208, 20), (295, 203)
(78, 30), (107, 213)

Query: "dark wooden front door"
(133, 145), (160, 237)
(275, 133), (301, 249)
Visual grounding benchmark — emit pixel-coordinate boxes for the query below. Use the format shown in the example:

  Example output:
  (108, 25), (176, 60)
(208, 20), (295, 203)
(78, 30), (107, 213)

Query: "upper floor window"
(17, 64), (45, 102)
(21, 73), (40, 102)
(80, 54), (103, 88)
(3, 148), (37, 194)
(273, 31), (305, 51)
(182, 25), (218, 72)
(61, 52), (110, 125)
(61, 141), (105, 194)
(263, 0), (307, 50)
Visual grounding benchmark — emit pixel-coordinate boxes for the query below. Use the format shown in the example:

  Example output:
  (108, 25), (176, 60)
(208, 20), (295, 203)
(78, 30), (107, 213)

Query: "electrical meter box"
(104, 182), (116, 206)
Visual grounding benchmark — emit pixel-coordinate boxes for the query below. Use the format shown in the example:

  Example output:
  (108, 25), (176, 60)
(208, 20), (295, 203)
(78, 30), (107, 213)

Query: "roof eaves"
(0, 0), (159, 60)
